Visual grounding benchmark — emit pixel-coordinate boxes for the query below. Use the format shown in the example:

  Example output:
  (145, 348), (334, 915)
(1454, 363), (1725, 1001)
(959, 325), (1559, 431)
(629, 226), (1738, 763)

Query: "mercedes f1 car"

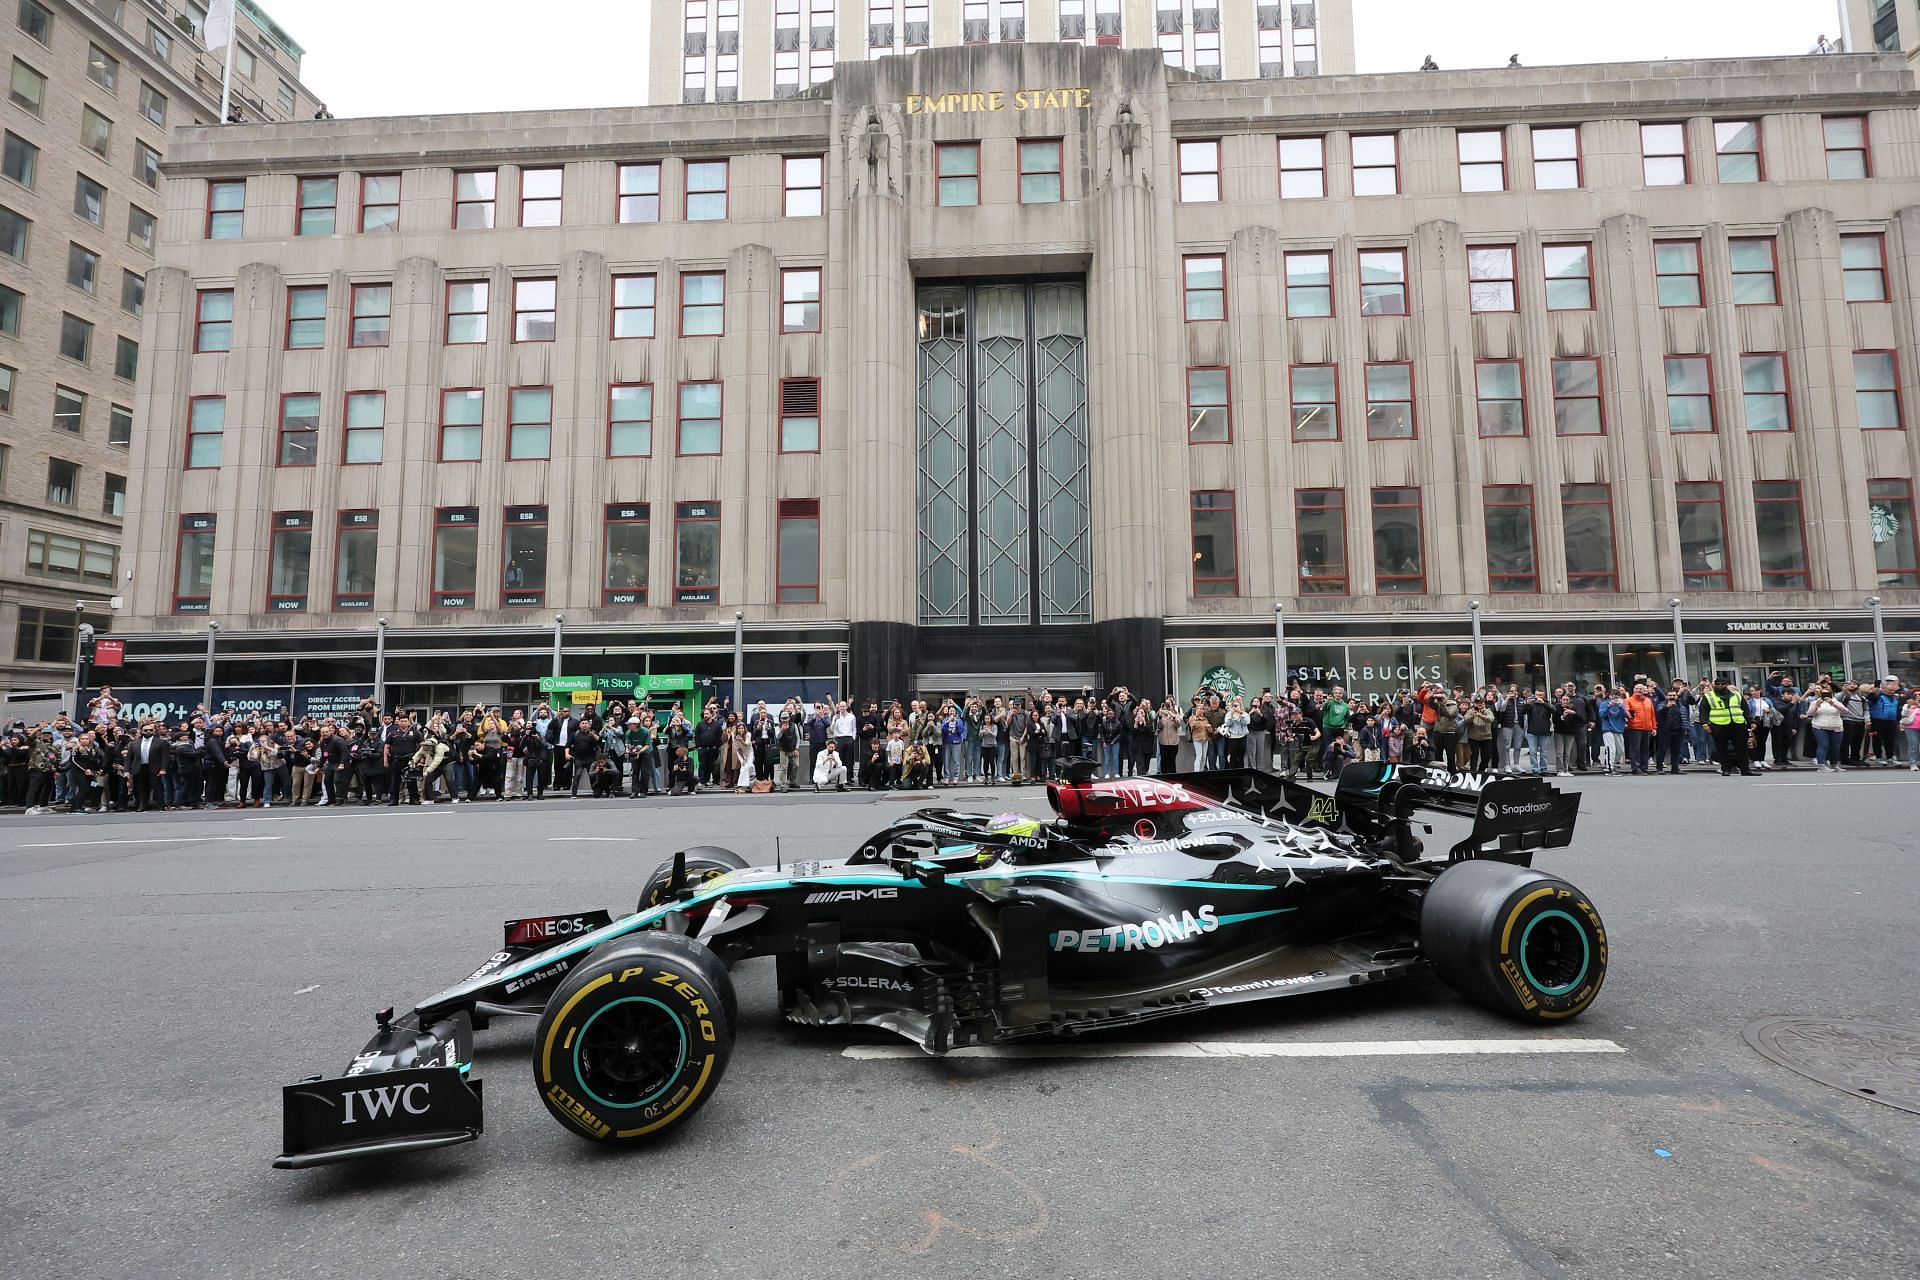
(275, 761), (1604, 1168)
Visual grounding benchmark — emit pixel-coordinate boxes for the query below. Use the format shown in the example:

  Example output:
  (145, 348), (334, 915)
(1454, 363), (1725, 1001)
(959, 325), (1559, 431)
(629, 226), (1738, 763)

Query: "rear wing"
(1332, 762), (1581, 864)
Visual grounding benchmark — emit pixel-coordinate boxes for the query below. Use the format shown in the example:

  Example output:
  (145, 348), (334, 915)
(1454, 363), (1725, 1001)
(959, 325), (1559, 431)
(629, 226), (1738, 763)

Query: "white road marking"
(293, 984), (320, 995)
(548, 836), (636, 842)
(1763, 779), (1918, 787)
(16, 835), (284, 848)
(842, 1038), (1626, 1061)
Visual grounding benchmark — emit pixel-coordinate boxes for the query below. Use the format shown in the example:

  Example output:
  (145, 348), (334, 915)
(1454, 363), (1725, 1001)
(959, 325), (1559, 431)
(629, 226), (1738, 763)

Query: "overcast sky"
(267, 0), (1841, 118)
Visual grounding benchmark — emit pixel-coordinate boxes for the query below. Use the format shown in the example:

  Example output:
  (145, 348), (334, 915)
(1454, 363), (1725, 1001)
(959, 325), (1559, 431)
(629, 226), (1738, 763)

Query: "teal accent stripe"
(956, 870), (1279, 891)
(1213, 908), (1295, 927)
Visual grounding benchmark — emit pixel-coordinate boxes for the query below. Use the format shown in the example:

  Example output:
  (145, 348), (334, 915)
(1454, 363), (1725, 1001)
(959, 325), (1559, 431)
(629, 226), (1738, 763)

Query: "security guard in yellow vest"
(1701, 675), (1755, 776)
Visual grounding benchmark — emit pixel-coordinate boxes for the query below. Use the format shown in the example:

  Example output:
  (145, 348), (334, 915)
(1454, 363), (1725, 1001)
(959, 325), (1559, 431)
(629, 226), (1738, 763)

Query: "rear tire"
(533, 931), (735, 1145)
(637, 845), (749, 914)
(1420, 860), (1607, 1022)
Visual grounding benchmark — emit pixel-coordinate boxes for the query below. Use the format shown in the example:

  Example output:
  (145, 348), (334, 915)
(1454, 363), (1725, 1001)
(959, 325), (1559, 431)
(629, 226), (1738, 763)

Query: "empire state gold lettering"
(905, 87), (1093, 114)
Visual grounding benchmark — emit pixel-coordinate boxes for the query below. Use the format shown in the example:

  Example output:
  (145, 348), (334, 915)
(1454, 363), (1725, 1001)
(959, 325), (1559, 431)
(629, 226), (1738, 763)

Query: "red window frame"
(184, 395), (223, 469)
(341, 390), (385, 465)
(673, 501), (721, 604)
(1364, 361), (1416, 439)
(519, 166), (563, 227)
(1183, 254), (1226, 321)
(1350, 133), (1398, 196)
(1551, 356), (1604, 436)
(1357, 247), (1406, 316)
(348, 283), (391, 347)
(680, 270), (725, 337)
(507, 385), (553, 461)
(1752, 480), (1810, 590)
(1371, 487), (1425, 595)
(452, 169), (496, 229)
(276, 391), (320, 467)
(616, 161), (661, 223)
(1740, 352), (1793, 432)
(607, 382), (653, 458)
(611, 273), (657, 339)
(1542, 242), (1594, 311)
(684, 158), (729, 221)
(1178, 139), (1221, 203)
(1713, 119), (1764, 182)
(1665, 353), (1717, 434)
(1283, 250), (1334, 317)
(1640, 122), (1689, 186)
(1295, 488), (1347, 595)
(1729, 237), (1779, 306)
(1869, 479), (1920, 586)
(1475, 358), (1527, 438)
(1483, 484), (1538, 592)
(1841, 233), (1888, 303)
(1654, 239), (1703, 307)
(512, 277), (557, 343)
(779, 376), (821, 454)
(285, 284), (326, 349)
(1189, 490), (1239, 597)
(1186, 365), (1231, 444)
(782, 154), (823, 217)
(1823, 115), (1870, 178)
(333, 509), (378, 610)
(1019, 137), (1063, 204)
(1456, 128), (1506, 192)
(444, 278), (488, 344)
(359, 172), (400, 233)
(676, 379), (723, 456)
(430, 506), (479, 610)
(1467, 245), (1517, 313)
(1674, 481), (1731, 591)
(1561, 483), (1618, 592)
(1854, 349), (1904, 430)
(437, 386), (484, 462)
(294, 175), (335, 235)
(601, 502), (649, 605)
(173, 514), (215, 613)
(500, 505), (549, 608)
(935, 142), (981, 207)
(776, 497), (822, 603)
(193, 288), (233, 353)
(266, 511), (313, 612)
(1277, 135), (1325, 199)
(1530, 125), (1582, 189)
(781, 267), (822, 333)
(1289, 363), (1339, 441)
(205, 179), (244, 238)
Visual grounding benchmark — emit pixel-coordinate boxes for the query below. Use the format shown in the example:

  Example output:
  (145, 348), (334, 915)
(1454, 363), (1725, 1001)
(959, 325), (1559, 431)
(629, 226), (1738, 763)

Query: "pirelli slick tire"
(637, 845), (750, 914)
(533, 931), (736, 1145)
(1420, 859), (1607, 1023)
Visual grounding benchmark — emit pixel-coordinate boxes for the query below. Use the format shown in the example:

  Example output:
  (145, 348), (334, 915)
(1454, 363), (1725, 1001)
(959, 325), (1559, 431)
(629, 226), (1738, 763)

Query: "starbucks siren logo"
(1201, 665), (1245, 698)
(1869, 503), (1900, 546)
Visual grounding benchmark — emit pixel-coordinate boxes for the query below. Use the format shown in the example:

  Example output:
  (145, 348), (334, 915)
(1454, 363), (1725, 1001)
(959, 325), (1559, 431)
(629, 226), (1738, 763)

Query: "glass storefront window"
(1482, 644), (1546, 693)
(1547, 643), (1613, 694)
(1174, 647), (1278, 702)
(1284, 646), (1346, 695)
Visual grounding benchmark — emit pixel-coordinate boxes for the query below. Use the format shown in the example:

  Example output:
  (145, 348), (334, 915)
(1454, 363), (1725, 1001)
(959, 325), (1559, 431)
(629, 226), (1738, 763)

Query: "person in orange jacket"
(1624, 681), (1659, 775)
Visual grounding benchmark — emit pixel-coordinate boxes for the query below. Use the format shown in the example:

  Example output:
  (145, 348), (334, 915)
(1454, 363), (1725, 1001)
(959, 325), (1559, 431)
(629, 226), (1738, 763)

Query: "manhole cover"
(1743, 1017), (1920, 1115)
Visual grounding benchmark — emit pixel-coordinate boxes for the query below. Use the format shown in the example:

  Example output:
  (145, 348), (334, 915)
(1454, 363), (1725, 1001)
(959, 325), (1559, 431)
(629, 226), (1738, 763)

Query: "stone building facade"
(107, 44), (1920, 715)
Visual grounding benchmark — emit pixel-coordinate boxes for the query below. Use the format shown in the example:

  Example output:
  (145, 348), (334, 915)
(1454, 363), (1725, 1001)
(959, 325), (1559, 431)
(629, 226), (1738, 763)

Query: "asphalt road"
(4, 771), (1918, 1279)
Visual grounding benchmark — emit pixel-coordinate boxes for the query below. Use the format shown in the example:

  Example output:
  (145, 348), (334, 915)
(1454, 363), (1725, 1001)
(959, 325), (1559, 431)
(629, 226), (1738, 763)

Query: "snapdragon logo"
(1051, 905), (1219, 954)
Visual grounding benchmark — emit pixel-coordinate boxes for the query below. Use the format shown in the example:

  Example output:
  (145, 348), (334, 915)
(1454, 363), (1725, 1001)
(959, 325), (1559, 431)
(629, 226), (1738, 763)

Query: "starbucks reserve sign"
(905, 87), (1093, 114)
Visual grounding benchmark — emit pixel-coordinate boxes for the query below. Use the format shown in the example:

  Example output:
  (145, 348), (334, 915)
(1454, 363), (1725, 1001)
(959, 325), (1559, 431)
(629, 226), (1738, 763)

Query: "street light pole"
(552, 614), (565, 679)
(1669, 598), (1687, 682)
(1867, 595), (1888, 678)
(202, 620), (221, 713)
(72, 601), (91, 718)
(1469, 601), (1484, 689)
(732, 611), (745, 714)
(1272, 602), (1288, 694)
(373, 617), (389, 711)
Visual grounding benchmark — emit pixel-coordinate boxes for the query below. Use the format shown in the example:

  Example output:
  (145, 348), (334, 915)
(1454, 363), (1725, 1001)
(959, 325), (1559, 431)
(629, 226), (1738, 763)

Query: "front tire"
(533, 931), (735, 1145)
(1420, 860), (1607, 1022)
(637, 845), (749, 914)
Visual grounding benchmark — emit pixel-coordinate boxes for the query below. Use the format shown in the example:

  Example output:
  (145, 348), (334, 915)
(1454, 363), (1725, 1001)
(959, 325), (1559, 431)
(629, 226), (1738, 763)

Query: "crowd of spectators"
(5, 673), (1918, 815)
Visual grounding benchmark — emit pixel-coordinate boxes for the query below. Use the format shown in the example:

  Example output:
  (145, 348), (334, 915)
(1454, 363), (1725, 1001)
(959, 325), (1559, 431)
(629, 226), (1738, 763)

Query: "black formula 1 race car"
(275, 761), (1604, 1169)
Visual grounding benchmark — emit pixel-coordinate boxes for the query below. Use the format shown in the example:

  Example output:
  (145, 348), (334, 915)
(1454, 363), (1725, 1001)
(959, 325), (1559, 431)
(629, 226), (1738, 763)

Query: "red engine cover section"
(1049, 777), (1209, 823)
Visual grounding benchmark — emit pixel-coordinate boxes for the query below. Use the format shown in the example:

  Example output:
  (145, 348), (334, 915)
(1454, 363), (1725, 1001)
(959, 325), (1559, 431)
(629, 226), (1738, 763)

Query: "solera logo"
(338, 1082), (431, 1124)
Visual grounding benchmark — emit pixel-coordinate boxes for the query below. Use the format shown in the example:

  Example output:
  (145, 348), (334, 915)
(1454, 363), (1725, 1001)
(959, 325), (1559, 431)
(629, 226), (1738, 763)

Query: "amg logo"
(339, 1082), (431, 1124)
(803, 888), (900, 904)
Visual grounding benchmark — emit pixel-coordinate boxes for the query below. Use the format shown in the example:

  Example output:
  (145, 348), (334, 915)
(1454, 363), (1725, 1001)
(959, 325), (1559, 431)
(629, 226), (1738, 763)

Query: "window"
(501, 505), (549, 607)
(1824, 116), (1869, 179)
(454, 170), (496, 228)
(1532, 125), (1580, 189)
(235, 45), (254, 79)
(1561, 484), (1617, 592)
(343, 391), (385, 463)
(133, 141), (159, 187)
(277, 80), (295, 114)
(24, 527), (116, 586)
(1186, 367), (1229, 442)
(0, 363), (11, 412)
(86, 44), (116, 90)
(1474, 360), (1526, 437)
(1371, 487), (1424, 594)
(1675, 482), (1729, 591)
(1358, 249), (1406, 315)
(120, 269), (144, 316)
(783, 154), (823, 217)
(617, 162), (660, 223)
(432, 507), (479, 609)
(53, 385), (82, 432)
(445, 280), (487, 343)
(335, 510), (379, 609)
(1457, 129), (1505, 192)
(360, 173), (400, 233)
(439, 388), (484, 460)
(1468, 246), (1516, 312)
(1365, 362), (1414, 439)
(1543, 243), (1593, 310)
(519, 166), (561, 227)
(107, 402), (130, 446)
(0, 205), (25, 259)
(675, 502), (721, 603)
(9, 58), (46, 115)
(275, 392), (319, 466)
(45, 457), (75, 505)
(512, 277), (555, 342)
(1841, 234), (1887, 302)
(1484, 485), (1537, 592)
(1278, 136), (1324, 198)
(779, 376), (820, 451)
(1551, 358), (1602, 435)
(1184, 255), (1224, 320)
(127, 205), (153, 250)
(1855, 351), (1902, 430)
(75, 174), (105, 226)
(1741, 354), (1790, 431)
(1753, 481), (1809, 589)
(1178, 139), (1220, 202)
(608, 383), (652, 457)
(17, 0), (50, 43)
(60, 313), (93, 363)
(1714, 120), (1761, 183)
(780, 267), (821, 333)
(1284, 251), (1332, 316)
(1868, 479), (1919, 586)
(15, 605), (77, 664)
(937, 142), (980, 206)
(102, 472), (124, 517)
(114, 335), (136, 381)
(140, 83), (166, 126)
(680, 271), (724, 335)
(148, 21), (171, 60)
(174, 515), (216, 613)
(190, 397), (229, 467)
(1020, 139), (1062, 204)
(80, 106), (113, 159)
(284, 284), (325, 348)
(1665, 356), (1715, 434)
(67, 242), (98, 292)
(1641, 123), (1687, 186)
(777, 498), (821, 602)
(678, 381), (722, 454)
(507, 386), (551, 460)
(602, 503), (649, 605)
(685, 159), (728, 220)
(349, 283), (391, 346)
(1654, 240), (1702, 307)
(1729, 238), (1777, 304)
(267, 513), (313, 611)
(1189, 491), (1237, 596)
(0, 282), (18, 334)
(1351, 133), (1397, 196)
(1289, 364), (1337, 440)
(206, 180), (244, 238)
(598, 274), (653, 340)
(1296, 489), (1347, 594)
(3, 132), (36, 187)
